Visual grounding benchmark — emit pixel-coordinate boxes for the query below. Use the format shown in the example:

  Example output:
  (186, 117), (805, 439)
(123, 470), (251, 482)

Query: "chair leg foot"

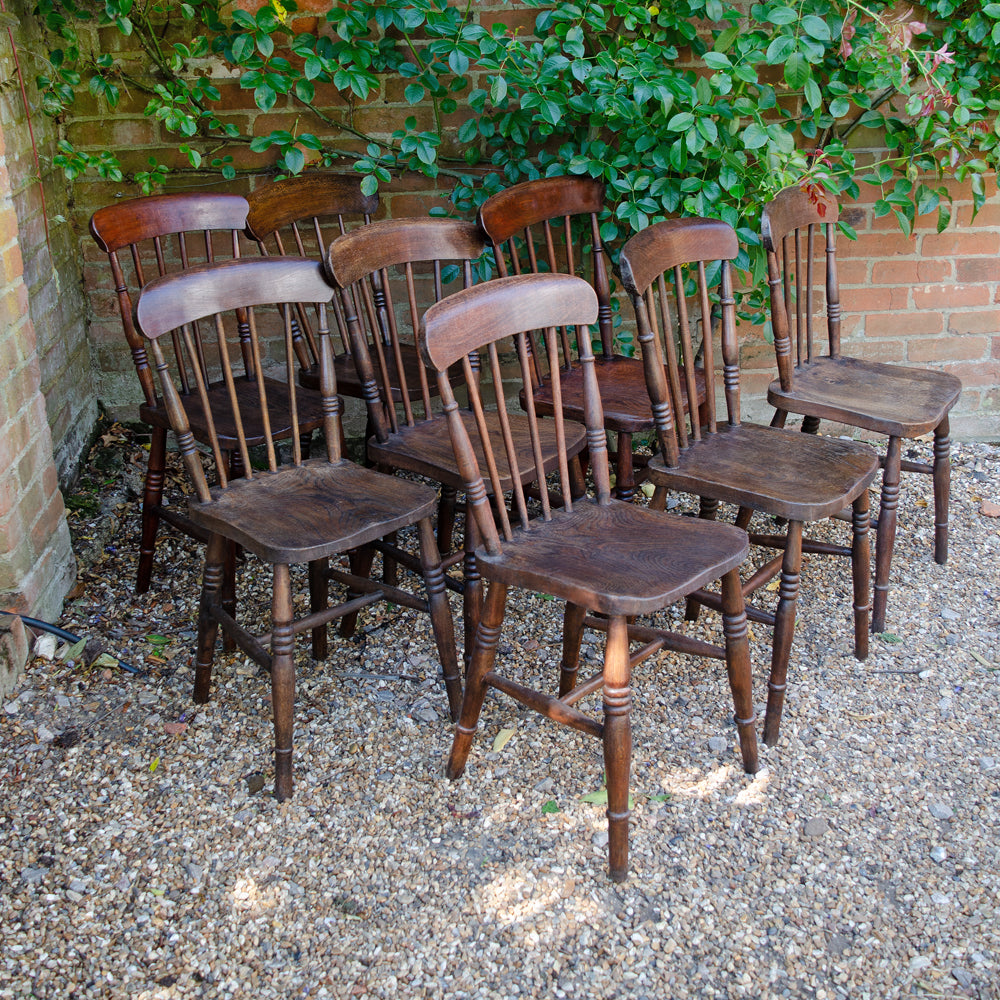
(720, 568), (759, 774)
(194, 534), (226, 704)
(851, 492), (871, 661)
(137, 425), (167, 594)
(603, 616), (632, 882)
(559, 602), (587, 697)
(271, 564), (295, 801)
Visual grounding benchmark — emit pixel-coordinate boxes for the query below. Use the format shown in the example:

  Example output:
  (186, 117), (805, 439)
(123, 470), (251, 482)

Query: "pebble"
(707, 736), (727, 752)
(928, 802), (954, 820)
(803, 817), (829, 838)
(930, 846), (947, 863)
(952, 968), (973, 988)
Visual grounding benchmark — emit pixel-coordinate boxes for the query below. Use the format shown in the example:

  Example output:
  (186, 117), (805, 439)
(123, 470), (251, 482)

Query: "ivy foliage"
(32, 0), (1000, 292)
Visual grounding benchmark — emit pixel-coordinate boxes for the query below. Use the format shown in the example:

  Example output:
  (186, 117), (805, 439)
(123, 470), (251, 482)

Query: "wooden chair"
(423, 271), (759, 882)
(132, 256), (460, 799)
(762, 185), (962, 632)
(477, 176), (706, 501)
(325, 217), (588, 664)
(244, 173), (380, 397)
(620, 218), (880, 746)
(89, 192), (324, 597)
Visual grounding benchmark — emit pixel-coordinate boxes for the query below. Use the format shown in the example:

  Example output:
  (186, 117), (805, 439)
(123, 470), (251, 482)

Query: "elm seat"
(421, 271), (759, 882)
(620, 217), (879, 747)
(762, 184), (961, 633)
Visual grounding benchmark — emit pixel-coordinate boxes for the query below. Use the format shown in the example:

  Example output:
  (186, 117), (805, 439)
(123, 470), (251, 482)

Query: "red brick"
(921, 231), (1000, 257)
(847, 286), (909, 312)
(865, 312), (945, 337)
(871, 259), (951, 285)
(837, 260), (869, 285)
(943, 359), (1000, 386)
(947, 310), (1000, 335)
(844, 339), (906, 363)
(913, 284), (991, 310)
(908, 336), (989, 364)
(956, 258), (1000, 284)
(840, 232), (917, 259)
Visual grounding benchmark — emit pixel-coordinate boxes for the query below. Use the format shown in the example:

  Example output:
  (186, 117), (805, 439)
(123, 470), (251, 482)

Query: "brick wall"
(3, 6), (99, 484)
(0, 107), (77, 695)
(47, 2), (1000, 440)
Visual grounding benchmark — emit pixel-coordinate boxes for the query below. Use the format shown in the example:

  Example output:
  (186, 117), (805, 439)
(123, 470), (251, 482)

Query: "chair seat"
(767, 355), (962, 438)
(530, 355), (706, 432)
(647, 422), (879, 521)
(187, 458), (439, 563)
(369, 410), (587, 492)
(140, 376), (327, 452)
(475, 497), (749, 617)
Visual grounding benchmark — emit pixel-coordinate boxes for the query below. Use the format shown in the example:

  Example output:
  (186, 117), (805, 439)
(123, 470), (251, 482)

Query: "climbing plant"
(30, 0), (1000, 293)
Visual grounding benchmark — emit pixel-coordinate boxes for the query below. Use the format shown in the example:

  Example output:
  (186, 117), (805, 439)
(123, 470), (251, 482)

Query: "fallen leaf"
(580, 788), (609, 805)
(492, 727), (516, 752)
(541, 800), (560, 814)
(164, 721), (188, 735)
(980, 500), (1000, 518)
(149, 756), (159, 772)
(970, 650), (993, 667)
(62, 638), (87, 661)
(91, 653), (118, 668)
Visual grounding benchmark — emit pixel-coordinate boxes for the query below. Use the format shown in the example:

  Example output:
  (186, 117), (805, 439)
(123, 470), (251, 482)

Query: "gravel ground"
(2, 427), (998, 999)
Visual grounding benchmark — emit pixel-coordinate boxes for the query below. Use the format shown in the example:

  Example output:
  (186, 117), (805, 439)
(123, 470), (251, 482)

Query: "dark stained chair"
(325, 218), (588, 664)
(423, 271), (759, 882)
(244, 173), (380, 397)
(762, 185), (962, 632)
(620, 218), (880, 746)
(132, 256), (460, 799)
(477, 176), (706, 502)
(89, 192), (325, 597)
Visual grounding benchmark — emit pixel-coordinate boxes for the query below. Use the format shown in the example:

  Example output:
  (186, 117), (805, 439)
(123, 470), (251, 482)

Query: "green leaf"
(404, 83), (425, 104)
(801, 15), (831, 42)
(766, 6), (798, 25)
(742, 122), (768, 149)
(254, 83), (277, 111)
(783, 52), (809, 91)
(284, 146), (305, 174)
(766, 35), (797, 64)
(490, 76), (507, 104)
(541, 800), (560, 814)
(667, 111), (695, 132)
(580, 788), (608, 805)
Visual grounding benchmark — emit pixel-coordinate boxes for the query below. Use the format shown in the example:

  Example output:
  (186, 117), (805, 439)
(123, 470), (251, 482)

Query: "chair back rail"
(761, 185), (843, 390)
(420, 273), (604, 556)
(619, 218), (740, 468)
(245, 174), (379, 371)
(326, 218), (488, 439)
(90, 193), (251, 407)
(478, 177), (614, 372)
(134, 257), (339, 498)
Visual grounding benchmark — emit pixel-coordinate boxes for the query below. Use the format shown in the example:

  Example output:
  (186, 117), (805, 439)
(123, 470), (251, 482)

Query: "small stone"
(68, 878), (87, 893)
(937, 697), (953, 712)
(940, 607), (960, 621)
(21, 867), (47, 885)
(827, 933), (850, 956)
(55, 694), (71, 708)
(930, 846), (947, 863)
(707, 736), (728, 753)
(592, 829), (609, 849)
(115, 875), (130, 891)
(37, 725), (55, 743)
(803, 817), (829, 838)
(4, 701), (19, 715)
(945, 634), (959, 646)
(980, 499), (1000, 517)
(931, 892), (950, 906)
(286, 881), (304, 898)
(928, 802), (954, 820)
(918, 670), (933, 679)
(65, 890), (84, 903)
(909, 956), (932, 972)
(971, 952), (987, 966)
(33, 634), (57, 660)
(184, 863), (204, 881)
(980, 756), (996, 771)
(951, 969), (973, 989)
(138, 692), (158, 705)
(246, 774), (266, 795)
(533, 778), (554, 793)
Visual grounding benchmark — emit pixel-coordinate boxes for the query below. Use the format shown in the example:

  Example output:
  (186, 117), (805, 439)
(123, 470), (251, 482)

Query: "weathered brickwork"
(0, 107), (77, 694)
(3, 7), (99, 483)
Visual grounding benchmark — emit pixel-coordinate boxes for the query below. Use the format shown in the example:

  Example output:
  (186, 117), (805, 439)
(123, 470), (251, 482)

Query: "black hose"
(2, 612), (143, 676)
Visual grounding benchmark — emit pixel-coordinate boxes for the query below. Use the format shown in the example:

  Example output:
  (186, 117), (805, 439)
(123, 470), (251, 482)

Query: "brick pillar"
(0, 116), (77, 696)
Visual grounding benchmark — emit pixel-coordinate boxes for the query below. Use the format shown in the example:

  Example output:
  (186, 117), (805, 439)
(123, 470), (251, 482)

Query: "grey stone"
(940, 607), (960, 621)
(827, 933), (850, 956)
(928, 802), (954, 820)
(951, 968), (973, 988)
(930, 846), (947, 863)
(184, 863), (204, 881)
(980, 756), (996, 771)
(804, 817), (829, 838)
(707, 736), (728, 753)
(21, 867), (47, 885)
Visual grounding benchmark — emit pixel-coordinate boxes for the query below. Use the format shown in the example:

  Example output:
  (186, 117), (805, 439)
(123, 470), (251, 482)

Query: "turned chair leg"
(416, 517), (462, 722)
(462, 518), (484, 674)
(800, 415), (821, 435)
(339, 546), (375, 638)
(437, 486), (458, 556)
(614, 432), (636, 503)
(308, 558), (329, 660)
(602, 615), (633, 882)
(762, 520), (803, 747)
(194, 533), (227, 704)
(559, 602), (587, 697)
(719, 568), (759, 774)
(872, 436), (902, 634)
(270, 563), (295, 801)
(137, 425), (168, 594)
(447, 581), (508, 779)
(851, 493), (871, 661)
(933, 416), (951, 565)
(685, 497), (719, 621)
